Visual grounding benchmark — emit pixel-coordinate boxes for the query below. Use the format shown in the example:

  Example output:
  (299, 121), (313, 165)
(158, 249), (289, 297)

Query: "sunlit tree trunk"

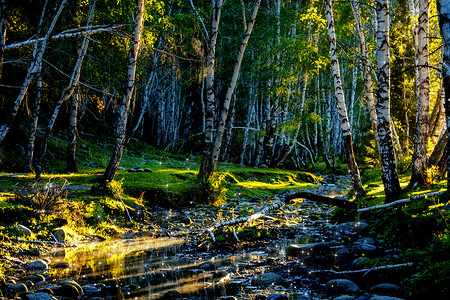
(376, 0), (402, 201)
(66, 91), (79, 172)
(199, 0), (262, 179)
(0, 0), (67, 145)
(428, 78), (445, 144)
(324, 0), (366, 198)
(240, 81), (256, 166)
(436, 0), (450, 192)
(350, 0), (379, 150)
(410, 0), (430, 187)
(198, 0), (223, 179)
(100, 0), (145, 186)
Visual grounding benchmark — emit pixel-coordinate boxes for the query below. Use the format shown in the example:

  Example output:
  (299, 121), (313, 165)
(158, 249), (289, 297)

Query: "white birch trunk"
(324, 0), (366, 197)
(101, 0), (145, 186)
(0, 0), (6, 78)
(376, 0), (402, 200)
(350, 0), (379, 150)
(410, 0), (430, 187)
(200, 0), (262, 178)
(436, 0), (450, 191)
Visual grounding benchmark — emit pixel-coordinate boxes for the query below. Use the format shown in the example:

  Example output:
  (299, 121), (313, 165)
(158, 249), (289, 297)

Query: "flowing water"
(47, 237), (275, 299)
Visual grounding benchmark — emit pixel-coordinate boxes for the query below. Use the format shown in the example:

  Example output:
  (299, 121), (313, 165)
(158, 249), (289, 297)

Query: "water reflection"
(48, 238), (260, 299)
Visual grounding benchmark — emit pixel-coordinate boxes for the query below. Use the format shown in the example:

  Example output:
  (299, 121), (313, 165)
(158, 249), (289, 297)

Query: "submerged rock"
(251, 273), (286, 286)
(370, 283), (403, 297)
(16, 224), (32, 237)
(53, 229), (65, 243)
(325, 279), (360, 294)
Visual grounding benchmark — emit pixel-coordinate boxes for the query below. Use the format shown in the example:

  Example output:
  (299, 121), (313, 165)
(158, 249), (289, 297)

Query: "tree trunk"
(240, 82), (256, 166)
(199, 0), (262, 179)
(0, 0), (6, 79)
(37, 0), (95, 165)
(100, 0), (145, 187)
(376, 0), (402, 201)
(428, 129), (447, 171)
(66, 91), (79, 172)
(24, 60), (43, 173)
(198, 0), (223, 179)
(410, 0), (430, 187)
(324, 0), (366, 198)
(436, 0), (450, 191)
(0, 0), (67, 145)
(350, 0), (379, 150)
(428, 78), (445, 144)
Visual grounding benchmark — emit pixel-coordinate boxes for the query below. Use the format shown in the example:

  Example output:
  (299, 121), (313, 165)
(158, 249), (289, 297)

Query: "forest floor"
(0, 137), (449, 299)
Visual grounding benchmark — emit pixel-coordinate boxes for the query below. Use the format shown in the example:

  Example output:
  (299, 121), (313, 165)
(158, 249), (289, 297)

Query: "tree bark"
(199, 0), (262, 179)
(410, 0), (430, 187)
(0, 0), (6, 79)
(0, 0), (67, 145)
(436, 0), (450, 191)
(324, 0), (366, 198)
(376, 0), (402, 201)
(428, 78), (445, 144)
(198, 0), (223, 179)
(100, 0), (145, 186)
(37, 0), (95, 165)
(350, 0), (379, 151)
(66, 91), (79, 172)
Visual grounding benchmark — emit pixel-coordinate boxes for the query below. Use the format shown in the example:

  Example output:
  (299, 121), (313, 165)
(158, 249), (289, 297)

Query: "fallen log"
(194, 190), (356, 244)
(357, 191), (445, 213)
(309, 262), (413, 276)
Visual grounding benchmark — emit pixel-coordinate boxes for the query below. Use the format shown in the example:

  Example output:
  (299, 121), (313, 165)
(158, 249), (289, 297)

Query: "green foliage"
(397, 155), (412, 174)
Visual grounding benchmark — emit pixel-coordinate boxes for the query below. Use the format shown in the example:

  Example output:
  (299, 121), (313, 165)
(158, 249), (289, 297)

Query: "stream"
(10, 175), (411, 300)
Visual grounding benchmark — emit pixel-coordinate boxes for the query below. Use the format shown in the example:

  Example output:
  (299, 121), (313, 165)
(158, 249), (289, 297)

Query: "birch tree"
(376, 0), (402, 200)
(100, 0), (145, 187)
(0, 0), (6, 79)
(436, 0), (450, 192)
(324, 0), (366, 198)
(410, 0), (430, 187)
(350, 0), (379, 150)
(198, 0), (263, 179)
(0, 0), (68, 145)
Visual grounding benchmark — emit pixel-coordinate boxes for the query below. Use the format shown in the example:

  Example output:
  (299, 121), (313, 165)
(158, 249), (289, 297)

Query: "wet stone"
(26, 259), (49, 270)
(16, 224), (32, 237)
(333, 296), (355, 300)
(266, 294), (288, 300)
(22, 274), (45, 284)
(251, 273), (286, 286)
(367, 296), (405, 300)
(351, 257), (369, 269)
(53, 229), (66, 242)
(53, 284), (80, 299)
(370, 283), (403, 297)
(162, 290), (182, 299)
(24, 292), (58, 300)
(355, 237), (375, 245)
(325, 279), (360, 294)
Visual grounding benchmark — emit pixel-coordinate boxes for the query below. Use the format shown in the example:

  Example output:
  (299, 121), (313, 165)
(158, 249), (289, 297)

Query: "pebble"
(251, 273), (285, 286)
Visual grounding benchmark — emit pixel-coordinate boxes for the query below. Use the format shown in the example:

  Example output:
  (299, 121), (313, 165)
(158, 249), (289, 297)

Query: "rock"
(53, 229), (65, 243)
(118, 167), (126, 170)
(285, 242), (331, 256)
(293, 295), (311, 300)
(355, 237), (375, 245)
(127, 168), (135, 172)
(118, 232), (135, 239)
(357, 243), (377, 252)
(135, 168), (144, 172)
(22, 280), (34, 290)
(53, 263), (70, 269)
(352, 221), (370, 235)
(82, 284), (101, 294)
(53, 284), (80, 299)
(219, 297), (237, 300)
(370, 283), (403, 297)
(22, 274), (45, 284)
(198, 261), (216, 270)
(325, 279), (360, 294)
(351, 257), (369, 269)
(121, 284), (140, 291)
(133, 165), (141, 169)
(266, 294), (288, 300)
(16, 224), (32, 237)
(57, 280), (82, 293)
(333, 296), (355, 300)
(144, 168), (153, 173)
(24, 292), (58, 300)
(162, 290), (182, 299)
(10, 282), (28, 293)
(251, 273), (286, 286)
(336, 247), (351, 255)
(26, 260), (49, 270)
(213, 270), (228, 278)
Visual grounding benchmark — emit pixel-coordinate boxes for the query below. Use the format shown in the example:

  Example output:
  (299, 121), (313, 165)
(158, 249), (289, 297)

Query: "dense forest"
(1, 0), (450, 199)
